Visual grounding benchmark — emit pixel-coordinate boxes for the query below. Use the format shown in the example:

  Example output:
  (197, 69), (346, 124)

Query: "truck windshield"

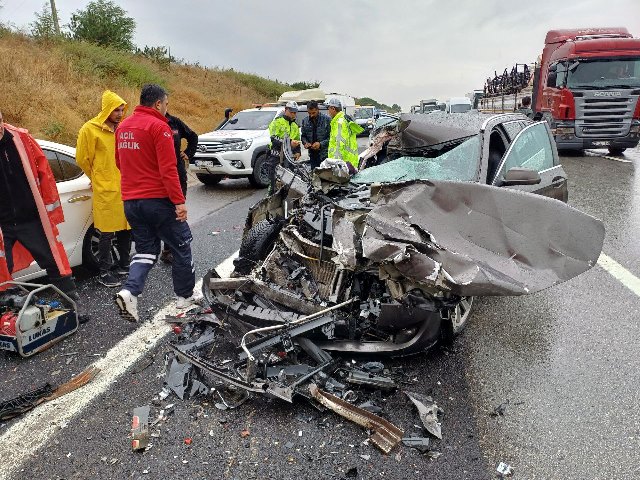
(221, 111), (277, 130)
(566, 58), (640, 89)
(351, 135), (480, 184)
(354, 108), (374, 120)
(450, 104), (471, 113)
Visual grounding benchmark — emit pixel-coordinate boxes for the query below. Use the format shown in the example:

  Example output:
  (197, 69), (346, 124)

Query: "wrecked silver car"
(202, 112), (605, 356)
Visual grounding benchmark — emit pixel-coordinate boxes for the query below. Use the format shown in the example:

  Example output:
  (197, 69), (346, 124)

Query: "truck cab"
(535, 28), (640, 154)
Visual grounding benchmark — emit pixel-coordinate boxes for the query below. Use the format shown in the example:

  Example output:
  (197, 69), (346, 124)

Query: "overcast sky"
(3, 0), (639, 109)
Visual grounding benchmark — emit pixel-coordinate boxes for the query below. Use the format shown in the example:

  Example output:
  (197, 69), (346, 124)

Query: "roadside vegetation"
(0, 0), (395, 145)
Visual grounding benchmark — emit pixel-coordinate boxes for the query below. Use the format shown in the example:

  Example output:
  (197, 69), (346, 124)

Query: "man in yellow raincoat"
(76, 90), (131, 288)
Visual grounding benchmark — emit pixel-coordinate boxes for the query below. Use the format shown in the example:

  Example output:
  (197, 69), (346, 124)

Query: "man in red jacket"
(114, 84), (197, 321)
(0, 111), (89, 322)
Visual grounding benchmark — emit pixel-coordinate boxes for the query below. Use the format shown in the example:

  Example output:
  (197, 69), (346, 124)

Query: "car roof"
(36, 139), (76, 156)
(240, 107), (282, 113)
(394, 112), (530, 150)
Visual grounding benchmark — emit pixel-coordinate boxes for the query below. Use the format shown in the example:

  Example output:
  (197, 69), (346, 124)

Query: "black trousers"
(98, 229), (132, 273)
(1, 219), (77, 295)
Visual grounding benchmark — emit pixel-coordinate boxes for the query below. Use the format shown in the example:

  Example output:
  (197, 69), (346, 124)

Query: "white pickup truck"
(189, 106), (284, 187)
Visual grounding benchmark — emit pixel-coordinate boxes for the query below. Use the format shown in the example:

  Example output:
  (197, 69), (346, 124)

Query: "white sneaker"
(116, 289), (139, 322)
(175, 294), (203, 310)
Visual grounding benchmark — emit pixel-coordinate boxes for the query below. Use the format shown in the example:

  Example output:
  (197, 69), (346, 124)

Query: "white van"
(445, 97), (472, 114)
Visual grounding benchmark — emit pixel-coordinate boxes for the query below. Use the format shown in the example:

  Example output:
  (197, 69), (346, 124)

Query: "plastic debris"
(184, 438), (192, 446)
(402, 434), (431, 453)
(497, 462), (514, 477)
(491, 400), (510, 417)
(131, 406), (150, 451)
(240, 429), (250, 438)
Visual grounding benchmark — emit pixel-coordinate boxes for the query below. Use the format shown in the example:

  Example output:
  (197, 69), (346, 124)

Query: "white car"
(13, 140), (99, 281)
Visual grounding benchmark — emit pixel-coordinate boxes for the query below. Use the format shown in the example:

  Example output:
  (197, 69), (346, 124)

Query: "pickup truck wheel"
(196, 173), (223, 185)
(248, 154), (270, 188)
(441, 296), (474, 344)
(233, 219), (283, 274)
(608, 147), (626, 156)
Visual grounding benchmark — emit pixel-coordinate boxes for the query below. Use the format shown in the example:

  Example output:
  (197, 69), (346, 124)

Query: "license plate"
(592, 141), (610, 146)
(196, 160), (215, 168)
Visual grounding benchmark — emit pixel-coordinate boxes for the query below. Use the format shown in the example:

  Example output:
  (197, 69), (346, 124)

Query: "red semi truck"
(482, 28), (640, 154)
(535, 28), (640, 154)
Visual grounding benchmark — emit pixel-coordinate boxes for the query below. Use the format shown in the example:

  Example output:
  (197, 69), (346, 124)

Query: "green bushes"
(62, 41), (164, 87)
(217, 68), (290, 101)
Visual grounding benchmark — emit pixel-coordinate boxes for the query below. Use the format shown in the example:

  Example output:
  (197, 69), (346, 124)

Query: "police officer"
(266, 101), (301, 193)
(327, 98), (363, 172)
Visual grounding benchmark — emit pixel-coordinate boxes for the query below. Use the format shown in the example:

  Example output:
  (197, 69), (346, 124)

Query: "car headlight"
(225, 139), (252, 151)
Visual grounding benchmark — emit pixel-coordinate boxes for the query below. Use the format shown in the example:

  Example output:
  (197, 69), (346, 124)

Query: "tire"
(196, 173), (223, 185)
(81, 225), (124, 272)
(248, 154), (270, 188)
(608, 147), (626, 156)
(233, 219), (284, 274)
(441, 296), (474, 343)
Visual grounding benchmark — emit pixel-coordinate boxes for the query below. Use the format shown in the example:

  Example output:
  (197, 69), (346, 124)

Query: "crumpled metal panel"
(362, 180), (605, 296)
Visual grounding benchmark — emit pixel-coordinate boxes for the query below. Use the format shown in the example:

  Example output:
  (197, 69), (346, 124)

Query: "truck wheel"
(608, 147), (626, 156)
(196, 173), (223, 185)
(233, 219), (284, 274)
(249, 154), (270, 188)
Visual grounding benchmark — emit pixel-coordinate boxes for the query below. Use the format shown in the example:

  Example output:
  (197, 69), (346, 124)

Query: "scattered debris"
(131, 406), (150, 451)
(491, 400), (510, 417)
(0, 366), (100, 421)
(184, 438), (192, 446)
(497, 462), (515, 477)
(310, 384), (403, 454)
(240, 429), (250, 438)
(405, 391), (443, 439)
(402, 434), (431, 453)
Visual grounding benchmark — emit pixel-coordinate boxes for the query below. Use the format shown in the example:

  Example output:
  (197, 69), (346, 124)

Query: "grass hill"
(0, 28), (292, 146)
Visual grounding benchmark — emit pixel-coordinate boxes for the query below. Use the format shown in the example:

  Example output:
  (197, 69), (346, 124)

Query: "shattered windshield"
(352, 135), (480, 184)
(565, 57), (640, 89)
(221, 110), (277, 130)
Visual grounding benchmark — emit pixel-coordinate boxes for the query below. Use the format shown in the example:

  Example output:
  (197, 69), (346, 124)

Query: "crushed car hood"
(358, 180), (605, 296)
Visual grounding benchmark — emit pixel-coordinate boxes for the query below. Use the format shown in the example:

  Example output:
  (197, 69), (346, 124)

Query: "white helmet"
(285, 101), (299, 112)
(326, 98), (342, 109)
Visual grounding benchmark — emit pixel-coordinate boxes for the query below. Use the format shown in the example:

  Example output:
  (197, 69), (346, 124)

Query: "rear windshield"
(221, 110), (277, 130)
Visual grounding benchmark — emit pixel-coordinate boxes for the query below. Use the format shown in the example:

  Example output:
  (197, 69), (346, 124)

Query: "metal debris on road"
(309, 384), (403, 454)
(402, 434), (431, 453)
(405, 391), (443, 439)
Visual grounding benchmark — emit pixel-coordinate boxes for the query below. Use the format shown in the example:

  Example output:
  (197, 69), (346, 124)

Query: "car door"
(492, 121), (568, 201)
(48, 149), (93, 263)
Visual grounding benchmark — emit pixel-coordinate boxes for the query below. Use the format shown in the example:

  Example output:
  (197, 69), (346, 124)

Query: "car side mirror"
(502, 167), (541, 186)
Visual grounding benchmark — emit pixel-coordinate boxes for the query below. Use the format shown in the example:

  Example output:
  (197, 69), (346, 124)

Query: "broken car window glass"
(351, 135), (480, 184)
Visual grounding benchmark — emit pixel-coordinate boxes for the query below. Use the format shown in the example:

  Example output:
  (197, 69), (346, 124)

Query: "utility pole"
(50, 0), (60, 35)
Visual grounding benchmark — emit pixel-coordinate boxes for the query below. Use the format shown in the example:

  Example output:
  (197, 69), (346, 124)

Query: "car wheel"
(441, 296), (474, 343)
(81, 225), (123, 271)
(608, 147), (626, 156)
(233, 219), (284, 274)
(248, 154), (269, 188)
(196, 173), (223, 185)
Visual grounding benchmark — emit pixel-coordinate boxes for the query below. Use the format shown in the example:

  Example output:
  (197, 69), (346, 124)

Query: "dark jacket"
(301, 112), (331, 164)
(167, 113), (198, 195)
(115, 106), (185, 205)
(0, 130), (38, 224)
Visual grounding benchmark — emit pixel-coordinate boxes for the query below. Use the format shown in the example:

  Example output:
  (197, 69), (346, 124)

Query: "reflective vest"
(268, 115), (301, 154)
(328, 111), (364, 168)
(0, 124), (71, 289)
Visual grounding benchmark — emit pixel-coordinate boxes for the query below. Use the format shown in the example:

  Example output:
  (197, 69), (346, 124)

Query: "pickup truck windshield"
(566, 58), (640, 89)
(351, 135), (480, 184)
(221, 111), (277, 130)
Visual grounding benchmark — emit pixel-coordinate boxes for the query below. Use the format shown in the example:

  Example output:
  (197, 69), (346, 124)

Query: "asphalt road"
(0, 142), (638, 480)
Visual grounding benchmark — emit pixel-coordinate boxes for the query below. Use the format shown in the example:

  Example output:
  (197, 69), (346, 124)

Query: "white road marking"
(584, 150), (633, 164)
(0, 251), (238, 480)
(598, 252), (640, 297)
